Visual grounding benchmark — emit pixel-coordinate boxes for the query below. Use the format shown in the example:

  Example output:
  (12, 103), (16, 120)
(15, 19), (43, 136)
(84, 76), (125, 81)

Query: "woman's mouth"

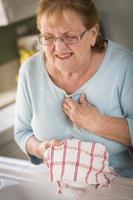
(56, 53), (73, 59)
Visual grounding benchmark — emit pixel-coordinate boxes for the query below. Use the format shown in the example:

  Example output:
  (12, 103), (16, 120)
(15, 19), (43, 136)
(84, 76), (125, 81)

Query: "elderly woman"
(15, 0), (133, 177)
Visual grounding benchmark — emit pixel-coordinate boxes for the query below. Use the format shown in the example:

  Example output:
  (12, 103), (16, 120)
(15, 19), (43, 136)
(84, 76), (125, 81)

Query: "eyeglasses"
(37, 29), (88, 46)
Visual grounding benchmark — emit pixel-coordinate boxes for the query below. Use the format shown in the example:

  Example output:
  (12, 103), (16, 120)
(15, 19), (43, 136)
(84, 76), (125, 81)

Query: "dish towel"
(44, 138), (117, 195)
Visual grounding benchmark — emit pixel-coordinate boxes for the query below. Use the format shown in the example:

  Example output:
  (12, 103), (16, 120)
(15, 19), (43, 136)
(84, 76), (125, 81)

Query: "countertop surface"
(0, 157), (133, 200)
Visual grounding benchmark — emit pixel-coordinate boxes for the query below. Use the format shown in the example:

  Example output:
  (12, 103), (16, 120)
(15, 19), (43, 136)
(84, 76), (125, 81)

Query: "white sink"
(0, 157), (81, 200)
(0, 181), (65, 200)
(0, 178), (92, 200)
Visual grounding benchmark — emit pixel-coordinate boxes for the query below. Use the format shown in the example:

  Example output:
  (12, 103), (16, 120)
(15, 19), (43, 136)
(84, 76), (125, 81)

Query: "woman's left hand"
(63, 94), (101, 133)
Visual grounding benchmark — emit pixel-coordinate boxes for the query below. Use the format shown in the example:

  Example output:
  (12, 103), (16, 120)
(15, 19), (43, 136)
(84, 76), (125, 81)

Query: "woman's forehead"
(40, 10), (84, 29)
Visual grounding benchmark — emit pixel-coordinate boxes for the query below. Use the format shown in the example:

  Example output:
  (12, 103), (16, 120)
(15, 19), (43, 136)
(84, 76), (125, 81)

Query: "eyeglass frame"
(37, 29), (88, 46)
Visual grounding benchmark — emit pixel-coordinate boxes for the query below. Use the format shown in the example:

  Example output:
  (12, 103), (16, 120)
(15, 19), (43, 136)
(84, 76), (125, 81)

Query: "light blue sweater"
(14, 40), (133, 177)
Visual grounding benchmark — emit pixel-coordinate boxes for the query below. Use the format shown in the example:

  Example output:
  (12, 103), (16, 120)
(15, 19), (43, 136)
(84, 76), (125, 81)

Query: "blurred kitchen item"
(15, 34), (42, 83)
(17, 34), (43, 64)
(17, 35), (36, 64)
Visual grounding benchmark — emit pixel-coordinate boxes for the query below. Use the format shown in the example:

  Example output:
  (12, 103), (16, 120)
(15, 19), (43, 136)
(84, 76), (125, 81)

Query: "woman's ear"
(90, 23), (99, 47)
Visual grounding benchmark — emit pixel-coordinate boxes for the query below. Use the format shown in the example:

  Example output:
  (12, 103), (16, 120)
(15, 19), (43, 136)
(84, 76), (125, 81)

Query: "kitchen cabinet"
(0, 0), (38, 26)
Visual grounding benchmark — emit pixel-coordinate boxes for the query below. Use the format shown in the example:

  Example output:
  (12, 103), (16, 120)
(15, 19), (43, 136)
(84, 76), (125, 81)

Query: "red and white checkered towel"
(44, 139), (116, 194)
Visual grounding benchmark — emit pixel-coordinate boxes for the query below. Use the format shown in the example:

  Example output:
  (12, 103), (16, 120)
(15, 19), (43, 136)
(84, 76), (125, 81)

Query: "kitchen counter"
(0, 156), (133, 200)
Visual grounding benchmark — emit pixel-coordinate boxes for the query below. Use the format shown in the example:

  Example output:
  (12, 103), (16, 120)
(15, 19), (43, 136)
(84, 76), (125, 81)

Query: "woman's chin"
(55, 61), (75, 72)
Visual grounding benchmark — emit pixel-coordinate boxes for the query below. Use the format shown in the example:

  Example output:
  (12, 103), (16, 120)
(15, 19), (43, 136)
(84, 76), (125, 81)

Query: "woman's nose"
(54, 38), (67, 50)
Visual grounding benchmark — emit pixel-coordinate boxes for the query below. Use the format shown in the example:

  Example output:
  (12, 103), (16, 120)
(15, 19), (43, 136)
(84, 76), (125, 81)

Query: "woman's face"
(39, 10), (98, 73)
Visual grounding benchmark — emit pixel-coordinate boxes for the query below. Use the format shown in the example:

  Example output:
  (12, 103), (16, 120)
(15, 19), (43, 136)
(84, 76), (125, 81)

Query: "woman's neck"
(45, 50), (105, 94)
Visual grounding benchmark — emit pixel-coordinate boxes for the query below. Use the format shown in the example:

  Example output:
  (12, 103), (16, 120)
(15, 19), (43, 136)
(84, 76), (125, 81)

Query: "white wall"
(93, 0), (133, 51)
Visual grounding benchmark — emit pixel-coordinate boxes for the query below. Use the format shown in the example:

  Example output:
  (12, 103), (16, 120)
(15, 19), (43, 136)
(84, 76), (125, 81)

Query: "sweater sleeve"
(120, 55), (133, 146)
(14, 65), (42, 164)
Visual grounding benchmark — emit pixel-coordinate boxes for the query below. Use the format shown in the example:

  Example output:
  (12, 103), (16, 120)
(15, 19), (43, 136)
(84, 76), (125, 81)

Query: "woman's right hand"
(37, 139), (64, 159)
(26, 136), (64, 160)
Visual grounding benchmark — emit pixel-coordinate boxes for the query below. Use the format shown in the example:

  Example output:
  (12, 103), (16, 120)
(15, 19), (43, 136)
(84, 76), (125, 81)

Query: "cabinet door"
(0, 0), (8, 25)
(2, 0), (38, 23)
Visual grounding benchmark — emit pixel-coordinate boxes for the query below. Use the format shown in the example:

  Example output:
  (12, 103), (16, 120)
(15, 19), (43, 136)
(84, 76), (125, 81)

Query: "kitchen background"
(0, 0), (133, 160)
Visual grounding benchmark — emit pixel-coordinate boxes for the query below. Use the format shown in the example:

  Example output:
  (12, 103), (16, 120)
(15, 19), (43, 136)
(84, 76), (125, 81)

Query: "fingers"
(63, 97), (77, 115)
(63, 97), (76, 108)
(38, 139), (64, 158)
(63, 95), (87, 113)
(50, 139), (64, 147)
(79, 94), (88, 105)
(44, 140), (64, 150)
(38, 140), (49, 155)
(63, 100), (71, 114)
